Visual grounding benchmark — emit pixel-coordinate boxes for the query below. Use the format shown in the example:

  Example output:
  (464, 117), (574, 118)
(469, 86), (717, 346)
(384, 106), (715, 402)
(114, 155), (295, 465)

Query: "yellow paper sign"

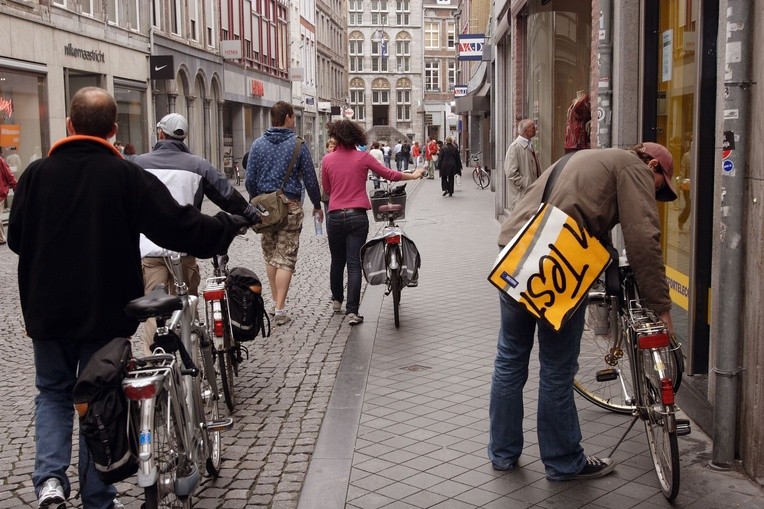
(488, 204), (611, 331)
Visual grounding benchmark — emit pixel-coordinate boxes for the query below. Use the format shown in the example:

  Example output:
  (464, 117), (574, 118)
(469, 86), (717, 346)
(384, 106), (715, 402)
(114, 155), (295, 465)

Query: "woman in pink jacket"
(321, 120), (424, 324)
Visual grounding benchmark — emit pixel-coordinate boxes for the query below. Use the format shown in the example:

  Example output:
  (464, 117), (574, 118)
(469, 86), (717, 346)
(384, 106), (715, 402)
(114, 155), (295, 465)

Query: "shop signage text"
(251, 79), (265, 97)
(1, 124), (20, 147)
(220, 40), (242, 60)
(454, 85), (468, 98)
(458, 35), (485, 61)
(64, 43), (105, 63)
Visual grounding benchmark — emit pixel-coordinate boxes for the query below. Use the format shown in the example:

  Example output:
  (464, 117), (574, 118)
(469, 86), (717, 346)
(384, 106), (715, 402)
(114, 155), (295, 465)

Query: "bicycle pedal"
(675, 418), (692, 436)
(206, 417), (234, 432)
(596, 368), (619, 382)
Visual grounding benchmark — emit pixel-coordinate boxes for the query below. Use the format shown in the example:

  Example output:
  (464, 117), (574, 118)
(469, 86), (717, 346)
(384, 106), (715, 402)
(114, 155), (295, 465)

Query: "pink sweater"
(321, 146), (403, 211)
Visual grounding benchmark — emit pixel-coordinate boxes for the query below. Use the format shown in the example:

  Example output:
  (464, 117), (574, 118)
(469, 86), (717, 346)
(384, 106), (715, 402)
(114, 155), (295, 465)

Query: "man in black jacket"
(8, 87), (251, 509)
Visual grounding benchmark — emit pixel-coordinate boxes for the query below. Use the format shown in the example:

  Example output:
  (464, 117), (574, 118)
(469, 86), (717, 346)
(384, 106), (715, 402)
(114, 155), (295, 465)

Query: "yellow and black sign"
(488, 204), (611, 331)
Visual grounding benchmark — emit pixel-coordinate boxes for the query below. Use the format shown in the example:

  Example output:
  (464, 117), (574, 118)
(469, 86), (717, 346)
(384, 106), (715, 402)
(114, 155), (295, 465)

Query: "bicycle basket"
(370, 191), (406, 222)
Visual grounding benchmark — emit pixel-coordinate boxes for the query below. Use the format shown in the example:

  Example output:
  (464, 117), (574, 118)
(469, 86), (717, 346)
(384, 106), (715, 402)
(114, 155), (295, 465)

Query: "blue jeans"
(327, 210), (369, 315)
(488, 292), (587, 480)
(33, 338), (117, 508)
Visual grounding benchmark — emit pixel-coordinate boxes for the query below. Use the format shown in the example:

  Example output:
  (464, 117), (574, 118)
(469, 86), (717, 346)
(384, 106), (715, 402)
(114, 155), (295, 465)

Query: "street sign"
(344, 108), (354, 119)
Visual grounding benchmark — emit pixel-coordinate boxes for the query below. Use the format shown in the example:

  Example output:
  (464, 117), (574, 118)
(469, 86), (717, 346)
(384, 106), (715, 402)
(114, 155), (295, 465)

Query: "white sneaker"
(113, 499), (125, 509)
(331, 300), (342, 313)
(347, 313), (364, 325)
(274, 313), (291, 326)
(38, 478), (65, 509)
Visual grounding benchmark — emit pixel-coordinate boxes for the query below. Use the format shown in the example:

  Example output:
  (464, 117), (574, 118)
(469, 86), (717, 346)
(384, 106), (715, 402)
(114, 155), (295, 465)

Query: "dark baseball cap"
(641, 142), (677, 201)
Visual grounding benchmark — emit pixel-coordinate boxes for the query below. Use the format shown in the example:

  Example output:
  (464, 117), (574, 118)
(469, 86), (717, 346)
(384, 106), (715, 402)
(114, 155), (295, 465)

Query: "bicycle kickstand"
(609, 414), (641, 458)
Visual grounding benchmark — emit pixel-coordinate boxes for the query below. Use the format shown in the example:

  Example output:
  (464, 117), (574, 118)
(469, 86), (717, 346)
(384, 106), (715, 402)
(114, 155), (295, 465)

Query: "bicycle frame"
(123, 254), (229, 502)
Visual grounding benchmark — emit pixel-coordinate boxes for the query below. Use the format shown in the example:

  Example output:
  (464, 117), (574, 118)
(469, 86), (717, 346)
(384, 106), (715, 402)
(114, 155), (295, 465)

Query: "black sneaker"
(569, 456), (615, 480)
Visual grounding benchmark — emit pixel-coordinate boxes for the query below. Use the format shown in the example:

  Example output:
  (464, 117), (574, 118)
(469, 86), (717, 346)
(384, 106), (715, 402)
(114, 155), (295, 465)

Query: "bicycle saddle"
(379, 204), (403, 213)
(125, 284), (183, 321)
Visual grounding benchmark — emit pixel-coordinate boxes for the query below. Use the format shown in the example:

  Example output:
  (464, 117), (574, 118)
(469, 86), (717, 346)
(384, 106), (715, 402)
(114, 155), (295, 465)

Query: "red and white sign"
(344, 108), (354, 119)
(250, 79), (265, 97)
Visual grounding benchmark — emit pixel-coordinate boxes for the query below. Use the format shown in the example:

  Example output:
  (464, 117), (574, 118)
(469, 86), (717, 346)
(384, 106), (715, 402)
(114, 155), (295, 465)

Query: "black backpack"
(226, 267), (270, 341)
(73, 337), (138, 484)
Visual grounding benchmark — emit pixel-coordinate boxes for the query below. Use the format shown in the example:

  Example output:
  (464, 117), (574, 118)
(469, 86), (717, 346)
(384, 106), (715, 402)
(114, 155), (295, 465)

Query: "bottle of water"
(314, 211), (323, 236)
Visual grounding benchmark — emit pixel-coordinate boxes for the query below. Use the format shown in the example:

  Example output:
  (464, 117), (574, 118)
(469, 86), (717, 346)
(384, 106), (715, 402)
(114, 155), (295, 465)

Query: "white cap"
(157, 113), (188, 139)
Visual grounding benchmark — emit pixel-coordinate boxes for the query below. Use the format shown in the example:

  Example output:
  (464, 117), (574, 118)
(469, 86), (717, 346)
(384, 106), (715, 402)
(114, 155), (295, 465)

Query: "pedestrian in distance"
(8, 86), (251, 509)
(0, 155), (18, 245)
(400, 139), (411, 172)
(368, 141), (385, 190)
(411, 141), (421, 169)
(489, 142), (678, 481)
(321, 120), (424, 325)
(503, 119), (541, 211)
(382, 143), (392, 168)
(133, 113), (261, 354)
(425, 137), (438, 179)
(318, 137), (337, 215)
(393, 139), (403, 171)
(123, 142), (137, 162)
(437, 137), (461, 197)
(245, 100), (324, 326)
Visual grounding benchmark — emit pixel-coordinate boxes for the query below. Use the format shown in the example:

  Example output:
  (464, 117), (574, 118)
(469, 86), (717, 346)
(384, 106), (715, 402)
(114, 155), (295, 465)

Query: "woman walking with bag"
(321, 120), (424, 324)
(437, 137), (462, 196)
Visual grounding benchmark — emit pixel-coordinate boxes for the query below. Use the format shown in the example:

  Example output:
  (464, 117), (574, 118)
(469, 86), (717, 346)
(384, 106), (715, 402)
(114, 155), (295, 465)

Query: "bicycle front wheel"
(575, 302), (635, 413)
(144, 392), (192, 509)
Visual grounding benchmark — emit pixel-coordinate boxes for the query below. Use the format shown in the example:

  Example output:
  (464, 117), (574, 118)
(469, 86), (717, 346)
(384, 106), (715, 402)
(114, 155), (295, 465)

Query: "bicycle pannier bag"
(226, 267), (270, 341)
(250, 137), (303, 234)
(73, 337), (138, 484)
(250, 190), (289, 234)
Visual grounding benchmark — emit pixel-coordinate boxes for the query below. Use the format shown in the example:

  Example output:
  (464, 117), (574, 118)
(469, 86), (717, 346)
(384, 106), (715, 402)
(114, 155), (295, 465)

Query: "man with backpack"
(8, 87), (252, 509)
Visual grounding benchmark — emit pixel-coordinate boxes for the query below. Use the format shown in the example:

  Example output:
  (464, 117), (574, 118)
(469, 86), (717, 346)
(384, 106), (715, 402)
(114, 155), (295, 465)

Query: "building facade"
(316, 0), (348, 154)
(422, 0), (459, 143)
(347, 0), (425, 145)
(486, 0), (763, 483)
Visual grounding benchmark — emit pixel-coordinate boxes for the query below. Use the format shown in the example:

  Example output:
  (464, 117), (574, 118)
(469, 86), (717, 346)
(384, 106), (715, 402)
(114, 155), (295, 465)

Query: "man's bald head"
(68, 87), (118, 138)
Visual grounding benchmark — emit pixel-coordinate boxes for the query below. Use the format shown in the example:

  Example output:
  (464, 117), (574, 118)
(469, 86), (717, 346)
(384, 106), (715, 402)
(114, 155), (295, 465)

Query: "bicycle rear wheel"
(479, 170), (490, 189)
(639, 351), (680, 500)
(390, 267), (401, 328)
(196, 328), (221, 476)
(144, 392), (191, 509)
(472, 168), (482, 188)
(218, 301), (237, 412)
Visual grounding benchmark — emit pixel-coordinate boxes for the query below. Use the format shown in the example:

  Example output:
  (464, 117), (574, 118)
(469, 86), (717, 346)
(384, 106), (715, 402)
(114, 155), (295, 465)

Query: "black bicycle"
(202, 253), (244, 412)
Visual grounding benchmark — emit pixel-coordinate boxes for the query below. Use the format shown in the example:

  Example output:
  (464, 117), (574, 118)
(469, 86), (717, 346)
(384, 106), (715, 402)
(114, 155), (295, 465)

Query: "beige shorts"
(260, 201), (304, 272)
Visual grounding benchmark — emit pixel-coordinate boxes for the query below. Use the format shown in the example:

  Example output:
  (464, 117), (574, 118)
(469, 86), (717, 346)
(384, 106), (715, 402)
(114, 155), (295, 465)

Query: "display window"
(0, 69), (49, 179)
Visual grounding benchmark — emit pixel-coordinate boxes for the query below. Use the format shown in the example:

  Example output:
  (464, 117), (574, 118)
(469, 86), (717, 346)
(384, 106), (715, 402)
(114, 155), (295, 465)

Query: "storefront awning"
(455, 81), (490, 114)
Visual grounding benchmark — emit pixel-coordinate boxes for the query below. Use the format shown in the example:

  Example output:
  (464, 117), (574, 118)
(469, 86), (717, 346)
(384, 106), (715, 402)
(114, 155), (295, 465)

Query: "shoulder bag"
(251, 137), (303, 234)
(488, 152), (611, 332)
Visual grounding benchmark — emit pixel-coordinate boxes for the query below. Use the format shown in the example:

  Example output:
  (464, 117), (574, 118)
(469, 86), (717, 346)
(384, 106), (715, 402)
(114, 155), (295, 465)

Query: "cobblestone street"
(0, 178), (761, 509)
(0, 182), (352, 508)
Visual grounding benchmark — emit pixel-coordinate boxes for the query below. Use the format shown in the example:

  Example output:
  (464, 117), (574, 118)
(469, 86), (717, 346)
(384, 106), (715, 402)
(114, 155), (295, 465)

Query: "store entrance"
(64, 70), (104, 116)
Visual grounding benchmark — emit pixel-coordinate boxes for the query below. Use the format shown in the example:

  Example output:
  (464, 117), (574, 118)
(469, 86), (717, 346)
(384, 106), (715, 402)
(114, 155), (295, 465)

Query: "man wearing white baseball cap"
(134, 112), (260, 353)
